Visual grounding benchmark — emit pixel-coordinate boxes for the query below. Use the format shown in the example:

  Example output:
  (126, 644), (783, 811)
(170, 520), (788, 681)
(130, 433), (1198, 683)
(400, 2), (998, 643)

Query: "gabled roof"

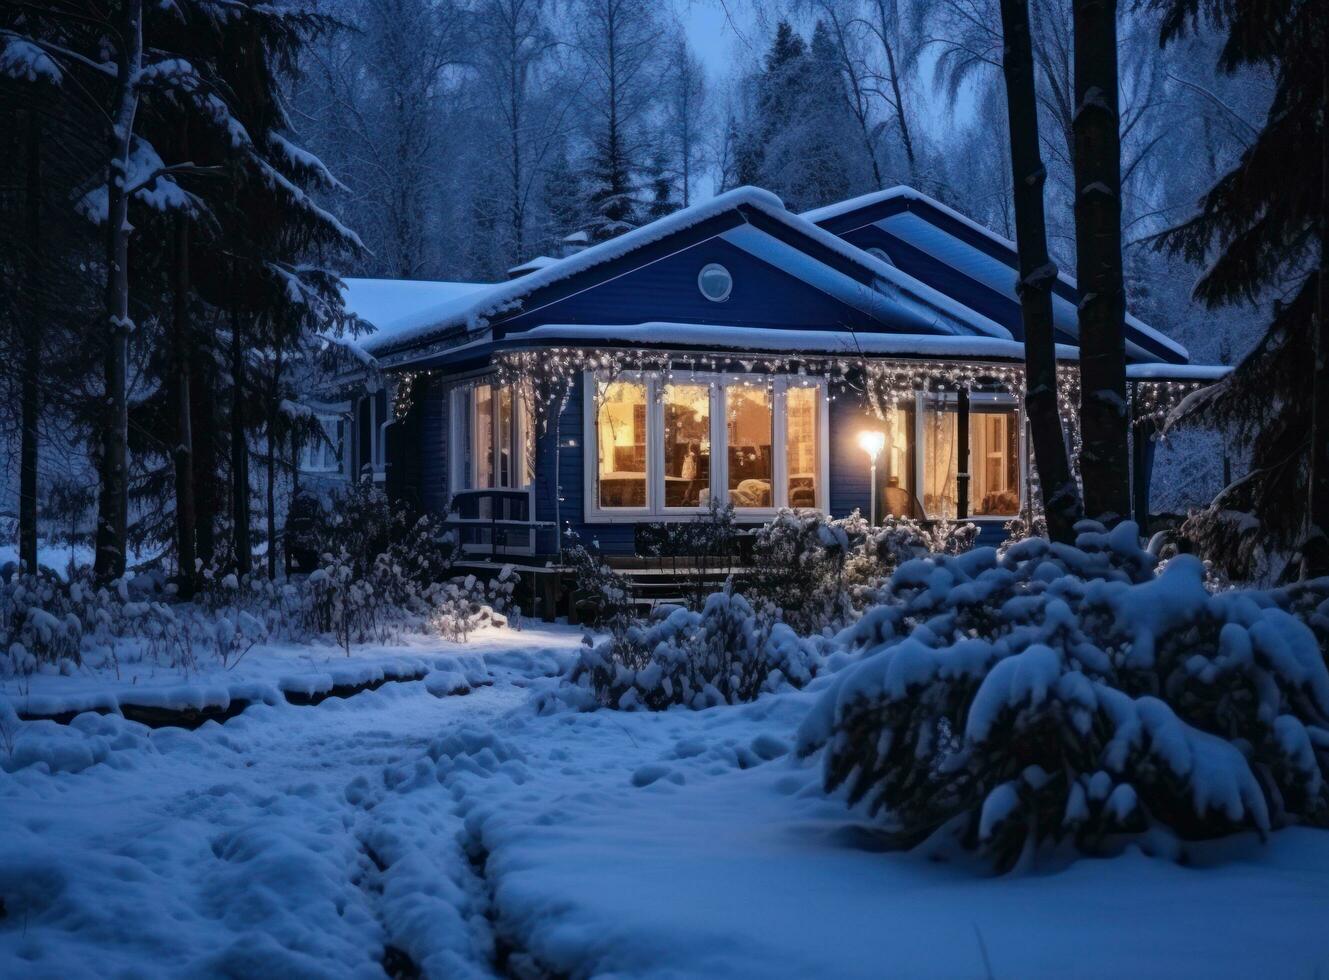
(348, 186), (1015, 362)
(804, 187), (1189, 364)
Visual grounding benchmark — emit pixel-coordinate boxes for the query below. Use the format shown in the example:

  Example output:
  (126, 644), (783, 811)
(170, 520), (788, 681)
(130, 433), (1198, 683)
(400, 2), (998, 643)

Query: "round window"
(697, 263), (733, 302)
(865, 246), (893, 266)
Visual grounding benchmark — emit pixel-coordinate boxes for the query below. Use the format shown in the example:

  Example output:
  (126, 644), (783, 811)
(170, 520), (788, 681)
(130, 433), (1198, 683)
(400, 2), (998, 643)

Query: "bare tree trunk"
(192, 354), (217, 566)
(287, 436), (300, 577)
(171, 204), (197, 597)
(265, 350), (282, 580)
(230, 303), (252, 575)
(872, 0), (916, 170)
(1071, 0), (1130, 525)
(19, 109), (43, 573)
(1000, 0), (1083, 543)
(265, 428), (277, 580)
(1304, 14), (1329, 579)
(94, 0), (143, 583)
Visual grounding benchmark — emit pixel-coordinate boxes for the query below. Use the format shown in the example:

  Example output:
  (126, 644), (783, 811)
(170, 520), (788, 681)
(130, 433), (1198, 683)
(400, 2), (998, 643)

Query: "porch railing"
(442, 487), (558, 559)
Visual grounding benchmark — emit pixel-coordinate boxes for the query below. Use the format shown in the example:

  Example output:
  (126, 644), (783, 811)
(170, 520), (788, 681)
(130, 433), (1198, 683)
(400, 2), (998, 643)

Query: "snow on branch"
(78, 139), (202, 223)
(0, 35), (63, 84)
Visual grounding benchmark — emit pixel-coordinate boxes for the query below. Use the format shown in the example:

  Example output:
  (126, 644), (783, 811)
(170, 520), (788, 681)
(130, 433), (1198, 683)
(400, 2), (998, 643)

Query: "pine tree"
(1154, 0), (1326, 579)
(573, 0), (660, 243)
(644, 155), (678, 221)
(542, 142), (586, 246)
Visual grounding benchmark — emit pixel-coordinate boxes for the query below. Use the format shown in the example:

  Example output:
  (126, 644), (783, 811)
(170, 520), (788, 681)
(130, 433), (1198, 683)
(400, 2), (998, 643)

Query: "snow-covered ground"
(3, 624), (1328, 978)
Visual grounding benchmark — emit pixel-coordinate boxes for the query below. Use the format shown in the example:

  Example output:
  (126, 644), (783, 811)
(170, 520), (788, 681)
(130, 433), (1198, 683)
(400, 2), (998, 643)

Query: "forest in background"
(0, 0), (1320, 585)
(289, 0), (1265, 364)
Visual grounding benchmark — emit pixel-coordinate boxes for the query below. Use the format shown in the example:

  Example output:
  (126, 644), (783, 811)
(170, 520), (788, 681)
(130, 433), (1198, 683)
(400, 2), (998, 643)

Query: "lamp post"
(858, 430), (886, 527)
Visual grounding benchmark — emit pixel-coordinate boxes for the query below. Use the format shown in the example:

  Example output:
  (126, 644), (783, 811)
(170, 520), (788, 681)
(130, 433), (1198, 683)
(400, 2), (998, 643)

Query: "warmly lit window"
(663, 384), (711, 508)
(597, 380), (648, 508)
(786, 385), (819, 508)
(921, 397), (1022, 519)
(728, 385), (773, 508)
(473, 384), (495, 488)
(879, 405), (917, 518)
(923, 399), (958, 520)
(971, 406), (1020, 516)
(584, 373), (829, 517)
(457, 383), (533, 492)
(520, 396), (536, 488)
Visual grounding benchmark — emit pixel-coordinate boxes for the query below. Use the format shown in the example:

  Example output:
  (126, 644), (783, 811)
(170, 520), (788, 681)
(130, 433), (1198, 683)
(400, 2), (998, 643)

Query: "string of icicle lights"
(391, 347), (1207, 435)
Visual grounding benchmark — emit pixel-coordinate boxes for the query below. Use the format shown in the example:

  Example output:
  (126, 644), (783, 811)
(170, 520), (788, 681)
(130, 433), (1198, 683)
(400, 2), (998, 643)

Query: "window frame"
(697, 263), (733, 303)
(300, 414), (346, 475)
(915, 390), (1026, 522)
(448, 379), (536, 496)
(582, 369), (829, 523)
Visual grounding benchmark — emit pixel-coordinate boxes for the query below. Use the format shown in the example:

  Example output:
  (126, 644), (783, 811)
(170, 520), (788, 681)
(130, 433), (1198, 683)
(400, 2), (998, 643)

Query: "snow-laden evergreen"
(798, 523), (1329, 869)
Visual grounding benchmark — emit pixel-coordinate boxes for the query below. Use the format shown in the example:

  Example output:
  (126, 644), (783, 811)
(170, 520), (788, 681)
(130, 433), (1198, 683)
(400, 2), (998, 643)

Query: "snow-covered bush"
(745, 509), (978, 636)
(561, 528), (636, 636)
(566, 585), (818, 710)
(638, 500), (740, 609)
(0, 569), (268, 681)
(746, 509), (855, 635)
(0, 497), (514, 678)
(799, 522), (1329, 870)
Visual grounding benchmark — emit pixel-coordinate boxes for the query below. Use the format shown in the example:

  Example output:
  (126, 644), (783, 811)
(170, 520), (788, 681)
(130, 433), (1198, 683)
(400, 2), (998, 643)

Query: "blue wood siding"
(829, 391), (876, 519)
(419, 376), (449, 514)
(542, 374), (635, 555)
(816, 196), (1186, 364)
(498, 237), (903, 336)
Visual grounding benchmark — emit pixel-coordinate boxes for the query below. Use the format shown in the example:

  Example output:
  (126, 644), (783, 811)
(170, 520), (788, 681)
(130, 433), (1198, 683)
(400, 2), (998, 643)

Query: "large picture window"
(585, 372), (827, 519)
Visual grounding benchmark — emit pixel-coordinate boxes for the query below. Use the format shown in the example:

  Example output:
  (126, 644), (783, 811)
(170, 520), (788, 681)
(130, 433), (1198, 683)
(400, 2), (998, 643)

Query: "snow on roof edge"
(801, 186), (1191, 363)
(360, 185), (1019, 357)
(359, 187), (788, 355)
(507, 323), (1076, 361)
(1124, 363), (1230, 381)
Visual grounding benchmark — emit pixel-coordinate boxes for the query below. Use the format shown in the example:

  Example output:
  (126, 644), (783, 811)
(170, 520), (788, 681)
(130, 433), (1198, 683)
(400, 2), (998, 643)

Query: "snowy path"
(0, 661), (543, 978)
(4, 628), (1329, 979)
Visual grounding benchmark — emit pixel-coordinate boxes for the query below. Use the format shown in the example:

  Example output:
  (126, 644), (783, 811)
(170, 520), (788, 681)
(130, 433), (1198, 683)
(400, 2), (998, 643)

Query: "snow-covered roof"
(1124, 363), (1230, 381)
(340, 277), (498, 350)
(507, 256), (558, 277)
(355, 186), (1016, 360)
(506, 323), (1077, 361)
(803, 187), (1190, 363)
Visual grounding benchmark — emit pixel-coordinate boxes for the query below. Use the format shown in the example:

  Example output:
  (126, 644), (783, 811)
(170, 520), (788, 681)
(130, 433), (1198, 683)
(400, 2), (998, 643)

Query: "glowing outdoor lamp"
(858, 429), (887, 527)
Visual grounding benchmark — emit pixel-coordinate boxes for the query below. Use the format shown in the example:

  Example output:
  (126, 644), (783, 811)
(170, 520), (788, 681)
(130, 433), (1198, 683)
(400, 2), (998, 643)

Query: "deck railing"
(442, 487), (558, 559)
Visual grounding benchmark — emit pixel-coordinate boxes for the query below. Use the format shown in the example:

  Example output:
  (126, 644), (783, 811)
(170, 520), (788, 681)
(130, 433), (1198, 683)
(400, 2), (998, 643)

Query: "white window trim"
(582, 369), (830, 523)
(300, 414), (346, 475)
(915, 391), (1026, 522)
(449, 379), (536, 496)
(697, 262), (733, 303)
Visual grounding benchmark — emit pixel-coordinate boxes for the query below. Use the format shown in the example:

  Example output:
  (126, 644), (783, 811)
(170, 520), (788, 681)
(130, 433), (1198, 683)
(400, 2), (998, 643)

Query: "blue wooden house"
(326, 185), (1221, 575)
